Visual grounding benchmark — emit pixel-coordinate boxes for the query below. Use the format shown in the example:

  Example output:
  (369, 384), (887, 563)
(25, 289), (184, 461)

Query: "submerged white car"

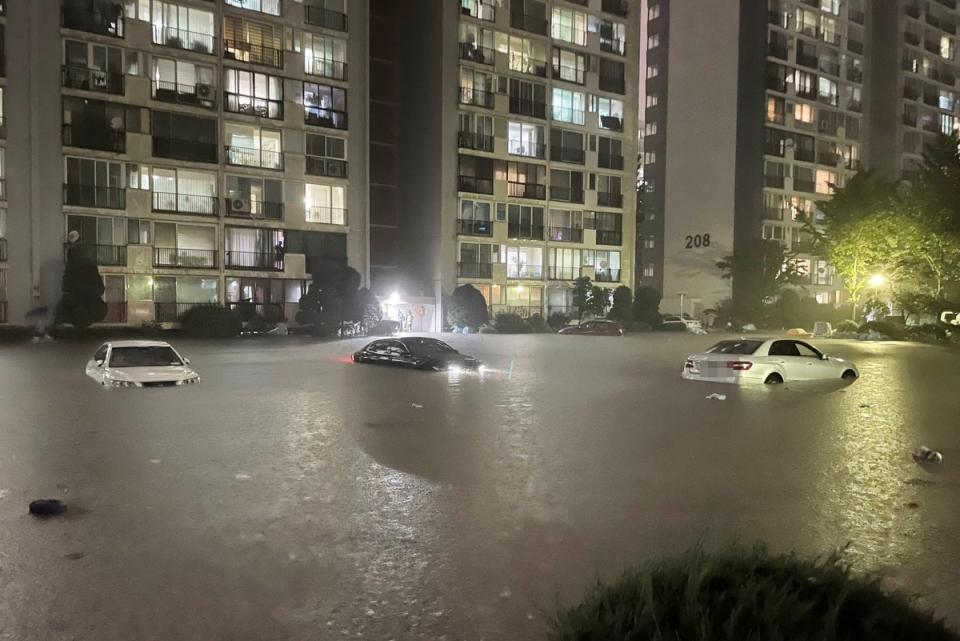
(682, 338), (859, 385)
(85, 340), (200, 388)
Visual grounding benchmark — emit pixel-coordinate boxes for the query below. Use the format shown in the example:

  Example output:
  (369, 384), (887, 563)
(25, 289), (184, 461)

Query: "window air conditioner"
(231, 198), (251, 213)
(325, 160), (345, 177)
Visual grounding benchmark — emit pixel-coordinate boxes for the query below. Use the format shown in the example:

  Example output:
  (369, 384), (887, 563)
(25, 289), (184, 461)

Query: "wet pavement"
(0, 334), (958, 640)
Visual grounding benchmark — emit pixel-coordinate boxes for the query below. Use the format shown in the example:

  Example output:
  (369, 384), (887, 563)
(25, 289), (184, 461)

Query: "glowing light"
(387, 291), (401, 305)
(868, 274), (886, 288)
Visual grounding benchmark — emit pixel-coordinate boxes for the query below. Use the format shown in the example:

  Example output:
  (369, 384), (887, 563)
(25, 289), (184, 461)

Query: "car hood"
(104, 366), (198, 382)
(429, 353), (481, 367)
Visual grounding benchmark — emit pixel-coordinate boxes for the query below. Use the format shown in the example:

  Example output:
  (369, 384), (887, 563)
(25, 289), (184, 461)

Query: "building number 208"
(684, 234), (711, 249)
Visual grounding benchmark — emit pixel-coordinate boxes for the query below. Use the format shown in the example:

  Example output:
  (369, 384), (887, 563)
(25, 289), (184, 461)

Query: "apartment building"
(389, 0), (639, 325)
(638, 0), (866, 316)
(2, 0), (366, 326)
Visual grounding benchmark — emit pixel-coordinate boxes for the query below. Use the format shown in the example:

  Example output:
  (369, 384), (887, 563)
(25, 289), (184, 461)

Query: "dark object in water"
(29, 499), (67, 517)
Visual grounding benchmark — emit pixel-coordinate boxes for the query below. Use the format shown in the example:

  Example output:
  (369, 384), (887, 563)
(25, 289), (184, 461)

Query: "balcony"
(62, 65), (124, 95)
(596, 192), (623, 208)
(305, 156), (348, 178)
(598, 153), (624, 170)
(596, 230), (622, 245)
(849, 8), (865, 24)
(459, 87), (494, 108)
(306, 58), (347, 81)
(547, 226), (583, 242)
(554, 107), (585, 126)
(599, 75), (626, 95)
(508, 182), (546, 199)
(599, 115), (623, 132)
(304, 5), (348, 31)
(62, 124), (125, 153)
(764, 175), (786, 188)
(64, 243), (127, 267)
(507, 224), (544, 240)
(459, 42), (495, 65)
(63, 184), (126, 209)
(507, 264), (543, 279)
(61, 1), (124, 37)
(224, 92), (283, 119)
(305, 206), (348, 225)
(549, 186), (584, 203)
(225, 145), (283, 170)
(458, 131), (494, 152)
(223, 39), (283, 69)
(553, 62), (586, 85)
(153, 80), (216, 109)
(905, 4), (921, 18)
(458, 175), (494, 194)
(508, 141), (546, 159)
(817, 151), (838, 165)
(547, 266), (580, 280)
(154, 248), (218, 268)
(903, 113), (918, 127)
(153, 135), (218, 163)
(225, 301), (285, 322)
(510, 12), (548, 35)
(457, 219), (494, 236)
(0, 238), (5, 262)
(225, 199), (283, 220)
(848, 39), (864, 55)
(595, 269), (620, 283)
(796, 52), (818, 69)
(601, 0), (628, 17)
(0, 179), (5, 201)
(768, 43), (788, 60)
(457, 262), (493, 278)
(552, 145), (585, 164)
(600, 37), (625, 55)
(225, 0), (280, 16)
(763, 207), (785, 221)
(152, 191), (219, 216)
(905, 31), (921, 46)
(795, 149), (815, 163)
(154, 302), (211, 322)
(154, 26), (216, 55)
(304, 106), (349, 130)
(224, 250), (284, 271)
(509, 97), (547, 119)
(793, 179), (816, 193)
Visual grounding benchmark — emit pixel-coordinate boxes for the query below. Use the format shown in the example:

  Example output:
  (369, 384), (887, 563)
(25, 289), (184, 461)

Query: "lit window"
(647, 33), (660, 50)
(940, 113), (957, 135)
(645, 121), (658, 136)
(643, 237), (655, 249)
(644, 151), (656, 165)
(551, 7), (588, 46)
(767, 97), (785, 124)
(648, 4), (660, 20)
(646, 94), (659, 108)
(643, 263), (655, 278)
(940, 90), (956, 111)
(815, 169), (836, 194)
(818, 77), (838, 106)
(646, 65), (659, 79)
(552, 88), (586, 125)
(941, 35), (955, 60)
(794, 102), (815, 123)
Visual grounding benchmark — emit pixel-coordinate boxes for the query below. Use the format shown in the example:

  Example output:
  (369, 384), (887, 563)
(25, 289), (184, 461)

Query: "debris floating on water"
(411, 403), (423, 409)
(29, 499), (67, 517)
(705, 393), (727, 401)
(234, 472), (253, 481)
(912, 446), (943, 465)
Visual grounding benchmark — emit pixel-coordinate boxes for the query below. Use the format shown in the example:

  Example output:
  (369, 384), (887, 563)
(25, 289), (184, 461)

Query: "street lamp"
(868, 274), (886, 288)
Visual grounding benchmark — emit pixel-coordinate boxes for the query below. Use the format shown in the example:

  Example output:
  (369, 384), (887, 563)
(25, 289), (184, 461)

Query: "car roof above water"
(106, 340), (175, 348)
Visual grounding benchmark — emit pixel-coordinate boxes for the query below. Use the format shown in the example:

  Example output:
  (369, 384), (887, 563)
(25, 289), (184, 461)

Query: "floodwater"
(0, 334), (958, 640)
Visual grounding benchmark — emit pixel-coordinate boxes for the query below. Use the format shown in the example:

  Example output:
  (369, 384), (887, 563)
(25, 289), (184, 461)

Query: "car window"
(367, 341), (386, 353)
(768, 341), (801, 357)
(706, 340), (762, 355)
(93, 345), (108, 362)
(795, 342), (822, 358)
(385, 341), (409, 355)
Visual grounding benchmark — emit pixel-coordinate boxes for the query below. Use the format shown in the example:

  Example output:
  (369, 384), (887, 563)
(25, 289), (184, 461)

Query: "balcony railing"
(601, 0), (628, 16)
(598, 153), (624, 170)
(225, 301), (285, 322)
(223, 39), (283, 69)
(508, 181), (546, 199)
(507, 264), (543, 279)
(154, 302), (212, 322)
(547, 226), (583, 242)
(509, 97), (547, 119)
(764, 175), (786, 188)
(224, 92), (283, 119)
(458, 131), (495, 152)
(552, 146), (585, 164)
(599, 75), (626, 95)
(154, 248), (218, 268)
(63, 124), (125, 153)
(304, 6), (348, 31)
(457, 262), (493, 278)
(458, 175), (494, 194)
(65, 243), (127, 266)
(508, 141), (546, 159)
(62, 1), (124, 37)
(304, 106), (349, 130)
(224, 250), (284, 271)
(225, 199), (283, 219)
(510, 12), (548, 35)
(152, 191), (219, 216)
(768, 43), (788, 60)
(0, 238), (6, 262)
(62, 65), (124, 95)
(306, 58), (348, 80)
(459, 42), (495, 65)
(305, 206), (348, 225)
(154, 26), (216, 55)
(600, 37), (625, 55)
(305, 156), (349, 178)
(794, 179), (816, 193)
(553, 107), (585, 125)
(596, 230), (622, 245)
(0, 179), (5, 201)
(507, 224), (544, 240)
(596, 192), (623, 207)
(0, 301), (5, 323)
(549, 186), (584, 203)
(547, 266), (580, 280)
(225, 0), (281, 16)
(795, 149), (816, 162)
(459, 87), (495, 108)
(153, 136), (218, 163)
(457, 219), (493, 236)
(63, 184), (126, 209)
(553, 63), (586, 84)
(153, 80), (216, 109)
(594, 268), (621, 283)
(225, 145), (283, 170)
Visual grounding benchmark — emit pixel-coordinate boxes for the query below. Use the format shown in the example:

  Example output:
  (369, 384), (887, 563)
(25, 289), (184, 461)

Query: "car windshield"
(109, 346), (183, 368)
(404, 338), (457, 355)
(706, 340), (763, 355)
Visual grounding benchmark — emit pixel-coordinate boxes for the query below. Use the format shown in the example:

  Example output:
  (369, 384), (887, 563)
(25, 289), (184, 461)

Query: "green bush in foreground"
(179, 305), (242, 338)
(549, 544), (958, 641)
(494, 312), (530, 334)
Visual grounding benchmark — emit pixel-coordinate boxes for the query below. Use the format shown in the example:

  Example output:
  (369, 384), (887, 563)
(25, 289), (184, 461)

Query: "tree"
(447, 284), (489, 329)
(572, 276), (592, 322)
(632, 286), (661, 326)
(589, 286), (610, 317)
(607, 286), (633, 322)
(296, 261), (362, 336)
(55, 247), (107, 328)
(716, 239), (806, 319)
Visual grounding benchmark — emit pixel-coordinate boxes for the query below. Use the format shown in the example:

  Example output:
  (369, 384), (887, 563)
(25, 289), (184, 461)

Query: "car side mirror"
(183, 358), (191, 365)
(820, 353), (828, 360)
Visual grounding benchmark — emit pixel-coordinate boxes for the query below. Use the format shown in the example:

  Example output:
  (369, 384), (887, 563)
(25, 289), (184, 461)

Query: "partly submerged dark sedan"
(352, 337), (482, 371)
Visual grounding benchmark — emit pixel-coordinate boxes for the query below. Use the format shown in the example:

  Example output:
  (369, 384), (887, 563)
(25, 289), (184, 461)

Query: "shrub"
(633, 286), (662, 326)
(659, 321), (687, 332)
(56, 249), (107, 328)
(525, 313), (550, 333)
(907, 323), (947, 343)
(493, 312), (530, 334)
(622, 320), (653, 333)
(179, 305), (242, 338)
(858, 320), (905, 340)
(607, 286), (634, 322)
(835, 319), (859, 333)
(548, 311), (570, 331)
(548, 544), (959, 641)
(447, 284), (489, 329)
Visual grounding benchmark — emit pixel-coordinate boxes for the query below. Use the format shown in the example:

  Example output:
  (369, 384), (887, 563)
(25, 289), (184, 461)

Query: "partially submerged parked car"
(682, 338), (859, 385)
(353, 337), (481, 371)
(558, 320), (624, 336)
(85, 341), (200, 388)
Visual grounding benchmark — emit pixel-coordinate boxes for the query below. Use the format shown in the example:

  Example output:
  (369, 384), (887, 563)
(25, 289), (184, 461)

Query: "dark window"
(550, 128), (584, 164)
(598, 57), (626, 94)
(458, 155), (494, 194)
(151, 111), (218, 163)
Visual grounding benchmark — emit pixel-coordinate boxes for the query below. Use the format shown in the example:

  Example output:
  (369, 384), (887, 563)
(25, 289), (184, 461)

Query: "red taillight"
(727, 361), (753, 371)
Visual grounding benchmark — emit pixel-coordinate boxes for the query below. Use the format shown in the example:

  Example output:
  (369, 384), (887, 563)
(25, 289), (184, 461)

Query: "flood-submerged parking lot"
(0, 333), (958, 640)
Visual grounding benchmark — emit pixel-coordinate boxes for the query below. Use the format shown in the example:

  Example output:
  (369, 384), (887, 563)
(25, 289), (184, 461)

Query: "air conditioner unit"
(196, 83), (212, 98)
(325, 161), (345, 177)
(230, 198), (251, 213)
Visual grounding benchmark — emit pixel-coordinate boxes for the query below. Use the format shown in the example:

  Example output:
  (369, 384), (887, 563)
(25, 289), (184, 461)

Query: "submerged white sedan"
(682, 338), (859, 385)
(85, 340), (200, 388)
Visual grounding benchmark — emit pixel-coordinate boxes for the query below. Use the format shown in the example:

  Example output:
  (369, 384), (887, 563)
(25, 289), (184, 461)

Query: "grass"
(548, 544), (958, 641)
